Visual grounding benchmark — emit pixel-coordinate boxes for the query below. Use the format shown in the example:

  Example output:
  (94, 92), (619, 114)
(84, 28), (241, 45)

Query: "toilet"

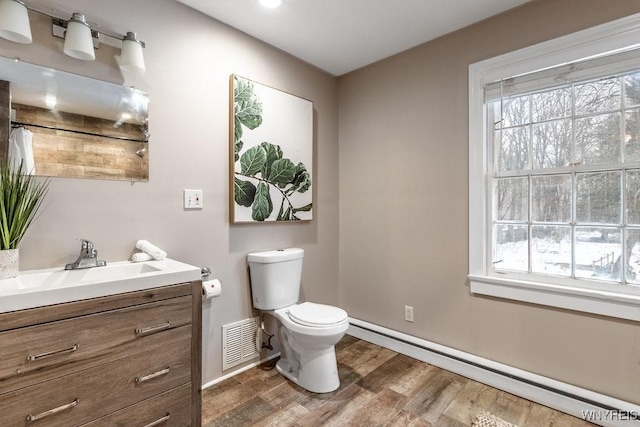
(247, 248), (349, 393)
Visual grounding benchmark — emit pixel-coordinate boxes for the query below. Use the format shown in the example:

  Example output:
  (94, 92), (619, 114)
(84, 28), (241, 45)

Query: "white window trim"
(469, 13), (640, 322)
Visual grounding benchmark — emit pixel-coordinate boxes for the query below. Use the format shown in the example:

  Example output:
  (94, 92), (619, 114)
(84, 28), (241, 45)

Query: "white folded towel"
(131, 252), (154, 262)
(135, 240), (167, 260)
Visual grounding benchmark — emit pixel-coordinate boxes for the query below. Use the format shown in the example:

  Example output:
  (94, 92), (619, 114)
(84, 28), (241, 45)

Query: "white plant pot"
(0, 248), (19, 279)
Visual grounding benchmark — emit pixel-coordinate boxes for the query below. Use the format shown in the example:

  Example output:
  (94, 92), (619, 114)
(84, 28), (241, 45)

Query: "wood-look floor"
(202, 335), (595, 426)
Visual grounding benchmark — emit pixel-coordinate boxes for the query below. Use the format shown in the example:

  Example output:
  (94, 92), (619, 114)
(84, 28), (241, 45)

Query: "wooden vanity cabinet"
(0, 281), (202, 426)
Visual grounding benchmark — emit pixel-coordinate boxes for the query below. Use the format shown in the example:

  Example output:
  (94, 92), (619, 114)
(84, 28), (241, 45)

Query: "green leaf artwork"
(234, 178), (256, 207)
(232, 75), (313, 222)
(252, 182), (273, 221)
(240, 146), (267, 176)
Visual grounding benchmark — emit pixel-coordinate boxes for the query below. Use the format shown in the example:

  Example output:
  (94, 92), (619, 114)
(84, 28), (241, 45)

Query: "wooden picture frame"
(229, 75), (313, 223)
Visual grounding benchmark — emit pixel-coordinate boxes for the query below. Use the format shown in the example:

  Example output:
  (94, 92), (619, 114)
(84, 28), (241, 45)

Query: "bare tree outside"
(491, 71), (640, 285)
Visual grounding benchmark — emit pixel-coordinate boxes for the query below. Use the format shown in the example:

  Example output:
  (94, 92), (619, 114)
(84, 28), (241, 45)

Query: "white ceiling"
(176, 0), (530, 76)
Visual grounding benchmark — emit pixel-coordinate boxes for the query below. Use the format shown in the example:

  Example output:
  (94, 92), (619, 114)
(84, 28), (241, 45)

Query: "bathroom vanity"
(0, 259), (202, 426)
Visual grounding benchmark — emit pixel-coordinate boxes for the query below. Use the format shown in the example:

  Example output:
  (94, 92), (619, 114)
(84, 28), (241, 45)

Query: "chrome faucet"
(65, 239), (107, 270)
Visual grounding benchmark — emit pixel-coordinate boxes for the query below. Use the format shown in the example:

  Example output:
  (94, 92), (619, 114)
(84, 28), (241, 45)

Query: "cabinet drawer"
(0, 283), (194, 332)
(0, 338), (191, 427)
(81, 383), (191, 427)
(0, 296), (192, 394)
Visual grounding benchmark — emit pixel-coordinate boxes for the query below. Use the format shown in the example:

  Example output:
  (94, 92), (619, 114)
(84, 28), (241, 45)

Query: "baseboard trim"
(201, 352), (280, 390)
(348, 318), (640, 427)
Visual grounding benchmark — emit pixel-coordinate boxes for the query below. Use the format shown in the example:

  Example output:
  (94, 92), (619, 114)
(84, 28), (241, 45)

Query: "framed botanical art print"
(230, 75), (313, 223)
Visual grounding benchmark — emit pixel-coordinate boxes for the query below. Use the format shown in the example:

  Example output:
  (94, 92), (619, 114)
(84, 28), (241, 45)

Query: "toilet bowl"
(271, 302), (348, 393)
(247, 248), (349, 393)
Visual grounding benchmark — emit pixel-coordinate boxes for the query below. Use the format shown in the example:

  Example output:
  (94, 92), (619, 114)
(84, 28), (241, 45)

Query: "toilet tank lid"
(247, 248), (304, 264)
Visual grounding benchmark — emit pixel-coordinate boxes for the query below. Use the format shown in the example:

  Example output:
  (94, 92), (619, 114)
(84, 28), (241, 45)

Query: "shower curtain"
(8, 127), (36, 174)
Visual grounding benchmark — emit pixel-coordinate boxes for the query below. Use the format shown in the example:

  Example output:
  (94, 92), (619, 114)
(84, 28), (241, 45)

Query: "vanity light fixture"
(0, 0), (32, 44)
(63, 13), (95, 61)
(0, 1), (146, 74)
(119, 32), (146, 74)
(259, 0), (283, 9)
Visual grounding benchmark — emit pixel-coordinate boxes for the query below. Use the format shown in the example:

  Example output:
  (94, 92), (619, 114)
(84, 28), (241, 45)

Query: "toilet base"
(276, 346), (340, 393)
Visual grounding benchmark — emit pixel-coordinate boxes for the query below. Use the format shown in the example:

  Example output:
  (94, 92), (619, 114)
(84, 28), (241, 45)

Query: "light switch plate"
(184, 189), (203, 209)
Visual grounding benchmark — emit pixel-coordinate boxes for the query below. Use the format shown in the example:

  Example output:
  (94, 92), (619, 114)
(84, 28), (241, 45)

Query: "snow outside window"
(468, 14), (640, 321)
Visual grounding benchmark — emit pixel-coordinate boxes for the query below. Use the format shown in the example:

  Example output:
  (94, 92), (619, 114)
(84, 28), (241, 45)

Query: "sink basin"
(16, 262), (163, 290)
(0, 259), (201, 313)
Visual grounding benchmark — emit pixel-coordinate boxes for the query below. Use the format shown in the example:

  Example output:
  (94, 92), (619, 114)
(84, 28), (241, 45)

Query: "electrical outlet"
(184, 189), (203, 209)
(404, 305), (414, 322)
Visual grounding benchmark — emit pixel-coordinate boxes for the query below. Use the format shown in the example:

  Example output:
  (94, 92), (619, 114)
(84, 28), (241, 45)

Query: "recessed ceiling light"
(259, 0), (283, 9)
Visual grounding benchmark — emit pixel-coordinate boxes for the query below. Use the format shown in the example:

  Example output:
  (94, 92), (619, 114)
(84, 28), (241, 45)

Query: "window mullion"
(528, 95), (533, 274)
(570, 83), (577, 280)
(622, 168), (627, 285)
(621, 75), (626, 164)
(571, 170), (577, 279)
(570, 82), (577, 167)
(528, 176), (532, 273)
(621, 77), (625, 282)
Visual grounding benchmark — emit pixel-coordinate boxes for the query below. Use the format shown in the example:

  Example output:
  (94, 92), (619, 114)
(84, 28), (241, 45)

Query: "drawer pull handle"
(26, 398), (78, 422)
(136, 367), (170, 383)
(135, 321), (172, 336)
(27, 344), (79, 362)
(143, 413), (171, 427)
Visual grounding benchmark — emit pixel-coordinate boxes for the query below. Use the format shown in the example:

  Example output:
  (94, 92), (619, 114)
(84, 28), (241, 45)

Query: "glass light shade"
(0, 0), (32, 44)
(120, 32), (145, 74)
(63, 13), (95, 61)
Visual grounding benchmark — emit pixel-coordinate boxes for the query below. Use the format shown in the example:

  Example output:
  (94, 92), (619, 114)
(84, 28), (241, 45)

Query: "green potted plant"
(0, 161), (49, 279)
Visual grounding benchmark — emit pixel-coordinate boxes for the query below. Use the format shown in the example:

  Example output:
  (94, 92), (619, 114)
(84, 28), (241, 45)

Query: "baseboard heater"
(348, 318), (640, 426)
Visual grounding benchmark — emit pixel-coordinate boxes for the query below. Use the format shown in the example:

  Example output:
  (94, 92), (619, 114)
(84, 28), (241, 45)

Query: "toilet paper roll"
(202, 279), (222, 300)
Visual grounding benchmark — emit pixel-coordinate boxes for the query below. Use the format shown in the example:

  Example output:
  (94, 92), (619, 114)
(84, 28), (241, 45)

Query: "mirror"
(0, 56), (149, 181)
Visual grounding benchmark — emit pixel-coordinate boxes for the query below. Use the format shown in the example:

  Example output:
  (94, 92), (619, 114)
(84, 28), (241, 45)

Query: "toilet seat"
(287, 302), (348, 327)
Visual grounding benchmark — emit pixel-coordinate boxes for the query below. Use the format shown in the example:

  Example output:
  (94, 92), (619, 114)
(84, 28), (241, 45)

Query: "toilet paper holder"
(201, 267), (222, 300)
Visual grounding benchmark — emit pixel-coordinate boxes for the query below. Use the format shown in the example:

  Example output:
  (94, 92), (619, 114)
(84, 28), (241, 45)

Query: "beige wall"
(3, 0), (339, 384)
(338, 0), (640, 404)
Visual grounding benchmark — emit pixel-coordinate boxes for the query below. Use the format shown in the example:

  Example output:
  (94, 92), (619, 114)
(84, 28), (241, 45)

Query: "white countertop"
(0, 258), (201, 314)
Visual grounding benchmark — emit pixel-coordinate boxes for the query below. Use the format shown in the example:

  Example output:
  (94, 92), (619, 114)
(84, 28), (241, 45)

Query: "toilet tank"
(247, 248), (303, 310)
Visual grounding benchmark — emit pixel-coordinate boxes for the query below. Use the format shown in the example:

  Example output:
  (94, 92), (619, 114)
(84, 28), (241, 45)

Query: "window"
(491, 69), (640, 284)
(469, 14), (640, 321)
